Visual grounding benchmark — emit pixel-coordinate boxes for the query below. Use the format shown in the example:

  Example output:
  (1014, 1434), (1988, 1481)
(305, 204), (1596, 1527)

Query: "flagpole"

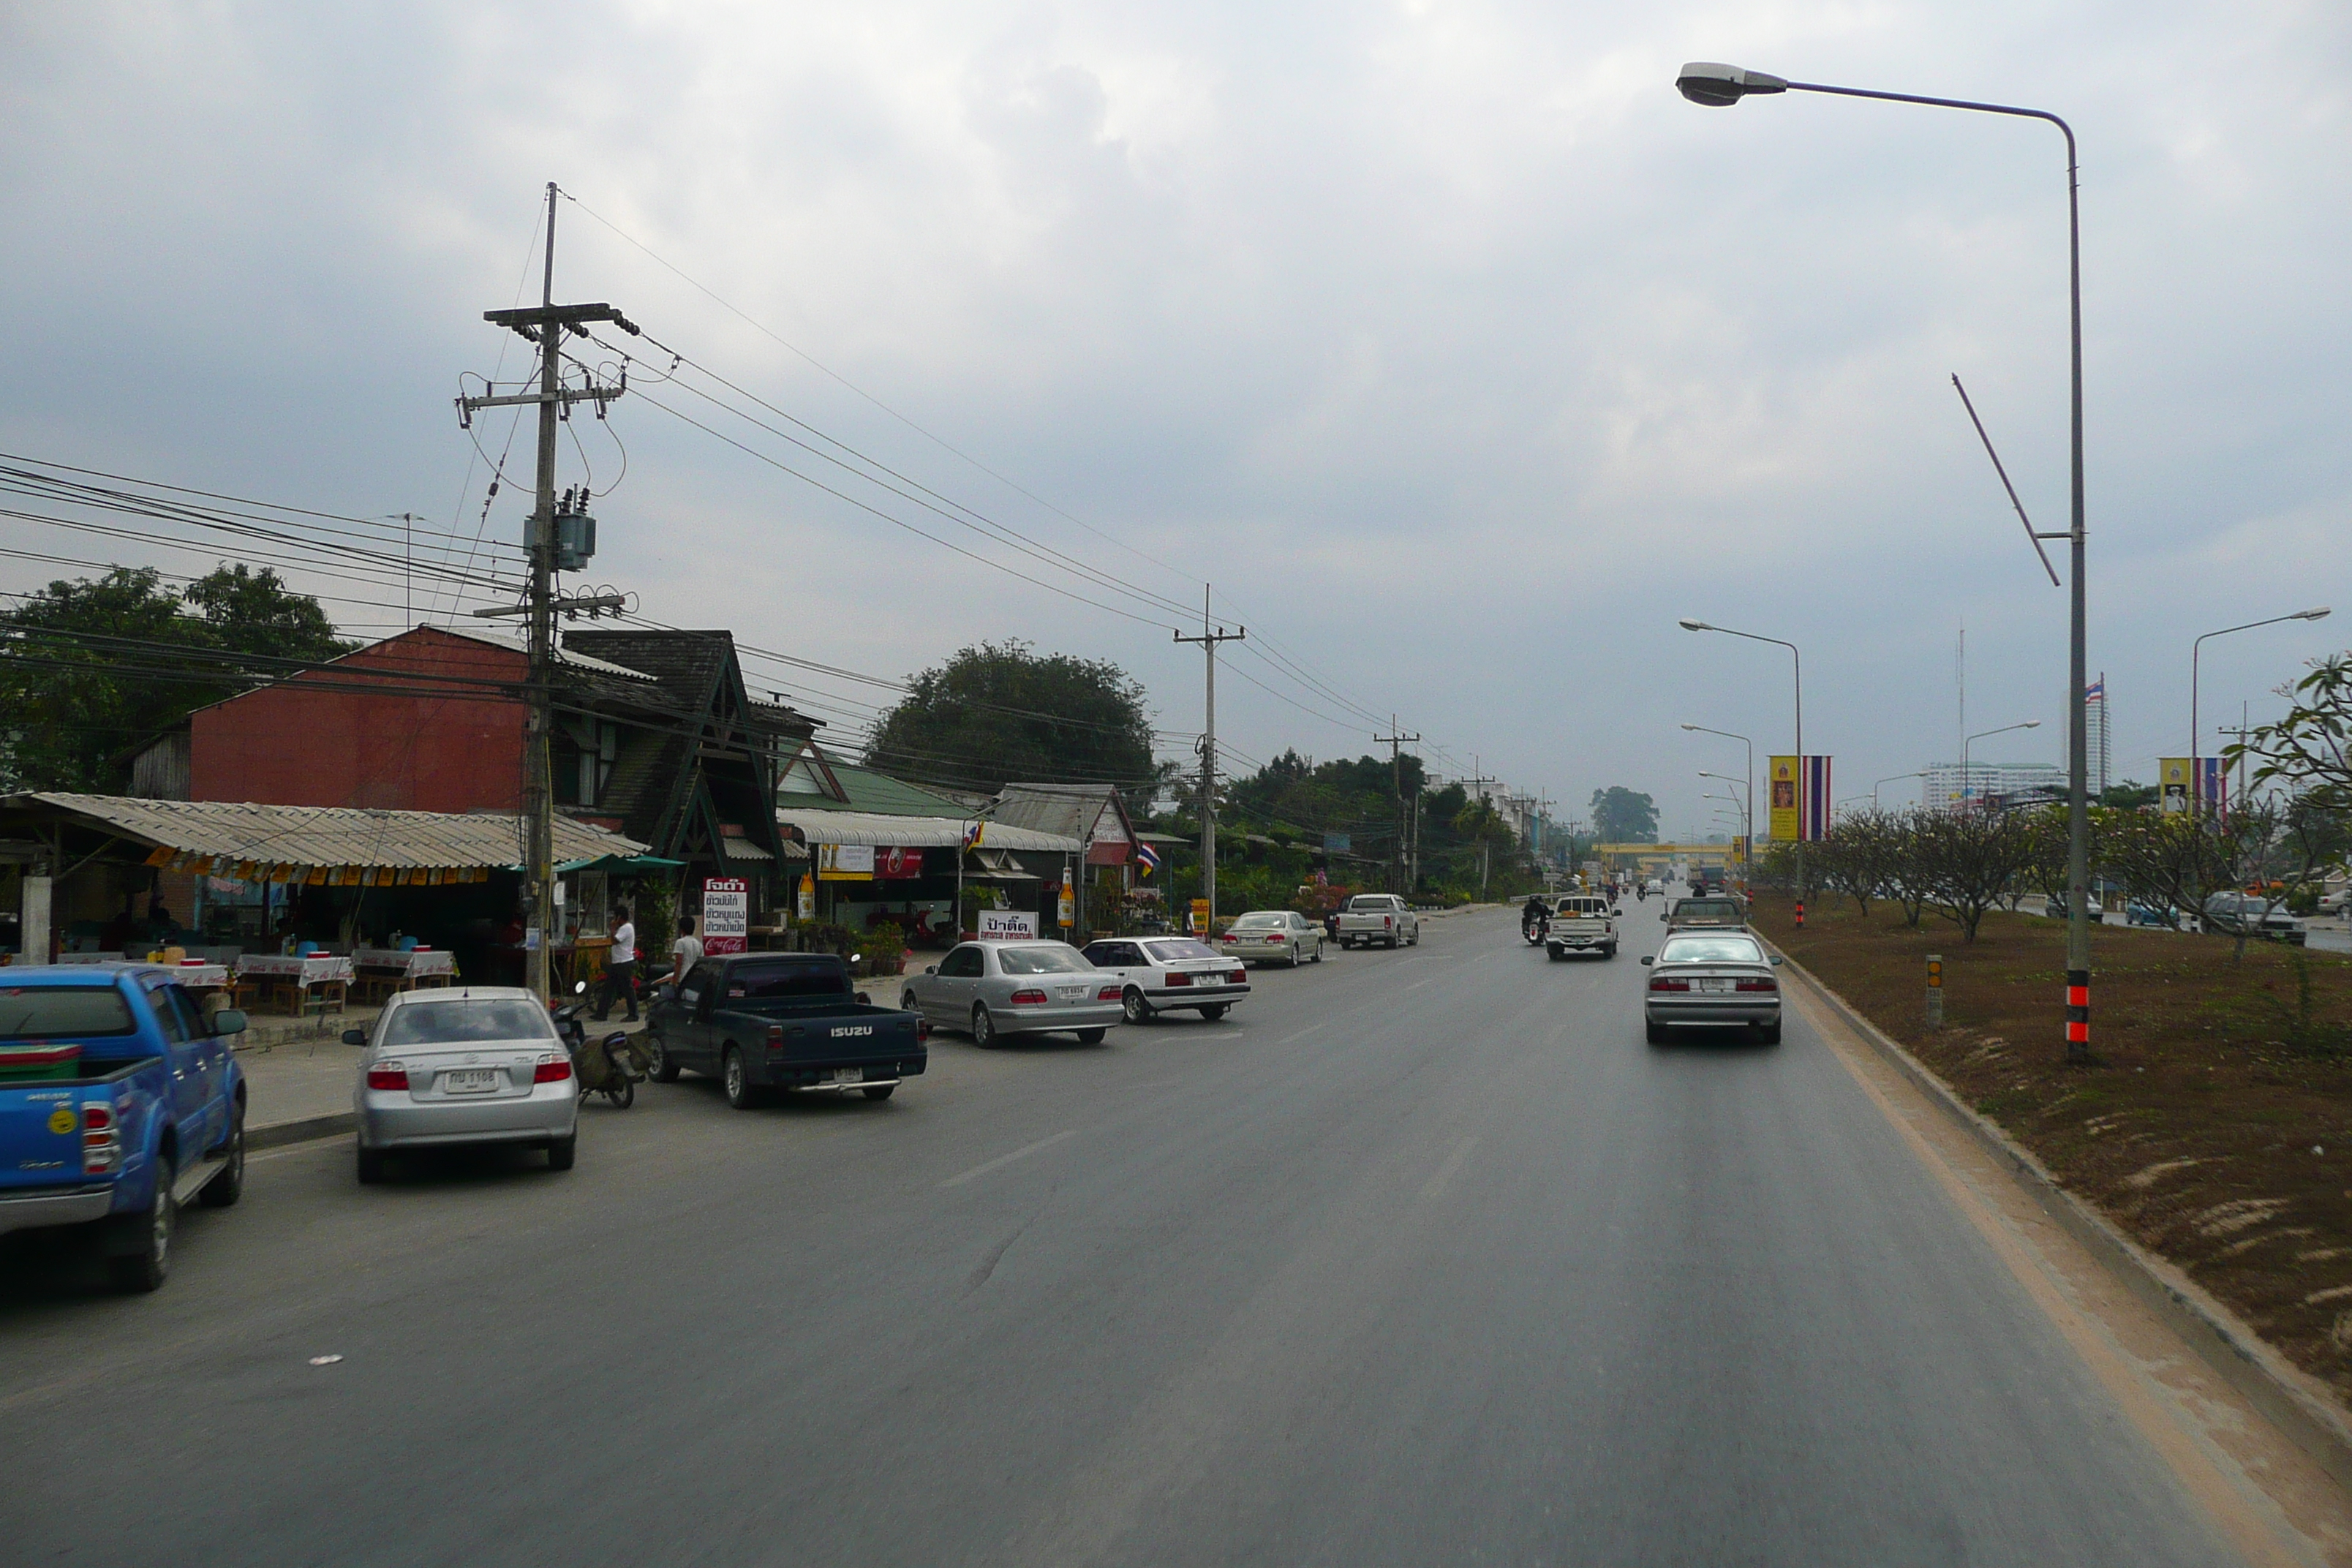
(957, 818), (969, 941)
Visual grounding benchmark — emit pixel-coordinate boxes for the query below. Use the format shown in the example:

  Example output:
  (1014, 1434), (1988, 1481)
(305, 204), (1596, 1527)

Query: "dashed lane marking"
(940, 1130), (1077, 1190)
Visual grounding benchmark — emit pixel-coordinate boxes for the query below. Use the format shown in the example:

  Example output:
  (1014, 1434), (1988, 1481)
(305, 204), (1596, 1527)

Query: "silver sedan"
(350, 987), (579, 1180)
(1640, 932), (1783, 1044)
(1215, 910), (1324, 967)
(1079, 936), (1251, 1024)
(901, 941), (1124, 1046)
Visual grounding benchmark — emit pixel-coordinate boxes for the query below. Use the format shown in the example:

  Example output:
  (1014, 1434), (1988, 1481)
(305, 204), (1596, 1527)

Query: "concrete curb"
(1773, 945), (2352, 1496)
(249, 1112), (354, 1151)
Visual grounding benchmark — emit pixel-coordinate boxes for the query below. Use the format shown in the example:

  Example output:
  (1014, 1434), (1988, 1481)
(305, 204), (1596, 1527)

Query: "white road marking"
(1417, 1135), (1482, 1202)
(940, 1129), (1077, 1189)
(1274, 1024), (1330, 1046)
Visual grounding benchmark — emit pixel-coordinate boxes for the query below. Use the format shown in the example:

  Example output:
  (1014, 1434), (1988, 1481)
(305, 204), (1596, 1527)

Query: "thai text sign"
(977, 909), (1039, 941)
(702, 877), (749, 955)
(818, 843), (875, 881)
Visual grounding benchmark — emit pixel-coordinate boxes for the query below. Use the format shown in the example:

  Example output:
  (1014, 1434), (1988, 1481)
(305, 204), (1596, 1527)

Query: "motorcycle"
(553, 981), (644, 1109)
(1520, 914), (1550, 946)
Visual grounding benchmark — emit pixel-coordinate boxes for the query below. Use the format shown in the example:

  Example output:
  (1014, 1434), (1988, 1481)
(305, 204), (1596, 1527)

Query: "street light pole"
(1681, 620), (1801, 921)
(2191, 608), (2330, 810)
(1961, 720), (2043, 808)
(1676, 61), (2089, 1057)
(1682, 723), (1754, 864)
(1699, 771), (1751, 856)
(1873, 772), (1925, 809)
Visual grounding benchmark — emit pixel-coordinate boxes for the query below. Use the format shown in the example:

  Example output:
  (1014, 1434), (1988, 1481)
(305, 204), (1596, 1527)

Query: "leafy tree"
(867, 639), (1165, 799)
(2235, 653), (2352, 812)
(2100, 779), (2160, 810)
(1588, 785), (1659, 844)
(1913, 806), (2040, 943)
(0, 565), (349, 792)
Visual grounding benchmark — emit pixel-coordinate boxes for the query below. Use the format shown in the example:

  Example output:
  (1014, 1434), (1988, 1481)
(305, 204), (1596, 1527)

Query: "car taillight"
(1383, 915), (1393, 928)
(1165, 972), (1192, 987)
(916, 1019), (932, 1043)
(1228, 970), (1248, 984)
(1221, 934), (1239, 943)
(1735, 978), (1778, 992)
(1265, 935), (1284, 943)
(1097, 985), (1123, 1001)
(532, 1054), (572, 1083)
(82, 1101), (122, 1175)
(768, 1023), (786, 1049)
(1648, 977), (1689, 992)
(1009, 989), (1049, 1005)
(366, 1063), (411, 1090)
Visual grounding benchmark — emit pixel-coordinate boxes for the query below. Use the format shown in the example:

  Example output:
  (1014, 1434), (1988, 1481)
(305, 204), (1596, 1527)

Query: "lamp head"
(2023, 720), (2042, 728)
(2299, 606), (2333, 621)
(1676, 62), (1790, 107)
(1678, 618), (1710, 632)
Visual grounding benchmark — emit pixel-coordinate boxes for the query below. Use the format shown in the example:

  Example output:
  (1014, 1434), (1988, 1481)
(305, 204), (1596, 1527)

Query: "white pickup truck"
(1335, 893), (1420, 949)
(1545, 893), (1618, 960)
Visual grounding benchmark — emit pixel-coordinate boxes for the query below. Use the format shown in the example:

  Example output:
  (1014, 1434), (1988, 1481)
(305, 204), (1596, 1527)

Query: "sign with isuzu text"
(702, 877), (749, 954)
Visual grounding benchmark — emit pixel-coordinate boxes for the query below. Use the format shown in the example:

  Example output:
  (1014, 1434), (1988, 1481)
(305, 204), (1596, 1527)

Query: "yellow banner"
(1768, 756), (1798, 840)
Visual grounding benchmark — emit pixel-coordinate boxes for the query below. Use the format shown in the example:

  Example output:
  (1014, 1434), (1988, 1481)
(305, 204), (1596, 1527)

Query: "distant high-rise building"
(2084, 674), (2111, 799)
(1923, 761), (2067, 811)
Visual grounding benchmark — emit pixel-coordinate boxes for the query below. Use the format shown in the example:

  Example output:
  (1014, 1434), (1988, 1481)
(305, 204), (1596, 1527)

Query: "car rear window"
(1676, 900), (1743, 918)
(0, 984), (137, 1041)
(1229, 914), (1283, 929)
(382, 999), (555, 1046)
(999, 946), (1092, 975)
(1345, 897), (1395, 911)
(1659, 936), (1765, 965)
(1561, 899), (1607, 913)
(1142, 939), (1218, 962)
(723, 960), (851, 999)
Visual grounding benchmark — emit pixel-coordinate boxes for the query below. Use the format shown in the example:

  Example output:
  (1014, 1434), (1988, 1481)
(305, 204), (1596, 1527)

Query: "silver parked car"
(1640, 932), (1784, 1044)
(901, 941), (1124, 1046)
(350, 987), (579, 1181)
(1215, 910), (1324, 967)
(1079, 936), (1251, 1024)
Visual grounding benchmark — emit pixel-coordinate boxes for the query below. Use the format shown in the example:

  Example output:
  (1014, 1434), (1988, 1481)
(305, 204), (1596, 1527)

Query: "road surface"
(2, 907), (2337, 1564)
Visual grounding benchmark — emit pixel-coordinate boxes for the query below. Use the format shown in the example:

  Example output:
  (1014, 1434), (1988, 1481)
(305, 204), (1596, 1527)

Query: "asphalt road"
(0, 908), (2276, 1565)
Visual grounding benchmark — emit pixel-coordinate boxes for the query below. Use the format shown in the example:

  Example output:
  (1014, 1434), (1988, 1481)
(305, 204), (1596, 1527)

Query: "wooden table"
(233, 953), (355, 1016)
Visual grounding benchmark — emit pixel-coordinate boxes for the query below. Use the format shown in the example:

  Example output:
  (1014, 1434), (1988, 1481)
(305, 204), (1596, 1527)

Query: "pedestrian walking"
(664, 915), (702, 989)
(595, 905), (639, 1022)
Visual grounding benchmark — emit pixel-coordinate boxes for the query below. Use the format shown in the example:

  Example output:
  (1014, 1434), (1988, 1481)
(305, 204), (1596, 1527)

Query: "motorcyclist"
(1520, 894), (1551, 941)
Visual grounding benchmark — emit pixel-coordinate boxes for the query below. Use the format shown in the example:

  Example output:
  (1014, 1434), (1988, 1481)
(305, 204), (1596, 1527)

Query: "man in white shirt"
(596, 906), (638, 1022)
(666, 915), (704, 988)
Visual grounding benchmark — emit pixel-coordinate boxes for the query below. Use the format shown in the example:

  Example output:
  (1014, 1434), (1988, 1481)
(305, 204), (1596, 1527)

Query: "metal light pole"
(2191, 608), (2330, 810)
(1681, 620), (1801, 919)
(1961, 720), (2042, 809)
(1677, 61), (2089, 1057)
(1699, 771), (1751, 853)
(1682, 723), (1754, 859)
(1873, 771), (1926, 809)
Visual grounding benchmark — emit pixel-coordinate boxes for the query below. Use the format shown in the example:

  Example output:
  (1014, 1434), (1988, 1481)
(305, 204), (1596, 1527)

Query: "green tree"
(1588, 785), (1659, 844)
(867, 639), (1165, 798)
(0, 565), (349, 791)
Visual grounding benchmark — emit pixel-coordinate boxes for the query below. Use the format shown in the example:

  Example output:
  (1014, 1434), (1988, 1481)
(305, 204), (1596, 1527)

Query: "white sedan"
(1218, 910), (1324, 967)
(1079, 937), (1251, 1023)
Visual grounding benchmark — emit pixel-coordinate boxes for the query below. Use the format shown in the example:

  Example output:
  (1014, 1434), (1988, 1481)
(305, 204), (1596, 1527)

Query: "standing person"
(595, 905), (638, 1023)
(664, 914), (703, 989)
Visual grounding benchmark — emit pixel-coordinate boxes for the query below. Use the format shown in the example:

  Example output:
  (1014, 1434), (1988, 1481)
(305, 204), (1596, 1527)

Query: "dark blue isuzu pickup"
(644, 951), (926, 1110)
(0, 964), (248, 1292)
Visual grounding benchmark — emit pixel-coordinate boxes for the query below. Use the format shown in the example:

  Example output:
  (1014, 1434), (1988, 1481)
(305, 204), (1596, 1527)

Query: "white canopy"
(772, 808), (1078, 853)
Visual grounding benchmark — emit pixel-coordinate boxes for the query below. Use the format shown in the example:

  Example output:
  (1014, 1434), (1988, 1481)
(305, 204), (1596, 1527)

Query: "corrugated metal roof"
(991, 783), (1133, 845)
(774, 808), (1078, 852)
(11, 793), (645, 872)
(423, 623), (655, 681)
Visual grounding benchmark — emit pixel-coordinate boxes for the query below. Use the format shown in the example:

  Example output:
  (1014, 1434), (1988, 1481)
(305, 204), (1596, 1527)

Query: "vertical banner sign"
(2198, 756), (2227, 821)
(796, 872), (816, 921)
(1768, 757), (1798, 841)
(1801, 755), (1831, 841)
(701, 877), (749, 955)
(2159, 758), (2191, 814)
(1191, 897), (1212, 933)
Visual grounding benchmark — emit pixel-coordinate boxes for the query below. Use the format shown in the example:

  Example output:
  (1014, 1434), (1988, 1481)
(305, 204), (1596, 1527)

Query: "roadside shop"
(771, 807), (1080, 946)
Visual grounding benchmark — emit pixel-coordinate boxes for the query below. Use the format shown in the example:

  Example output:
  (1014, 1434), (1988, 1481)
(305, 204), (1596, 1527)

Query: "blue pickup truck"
(0, 964), (249, 1292)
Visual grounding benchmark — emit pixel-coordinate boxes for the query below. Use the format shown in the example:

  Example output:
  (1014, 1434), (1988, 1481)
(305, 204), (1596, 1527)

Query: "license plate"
(1058, 984), (1088, 1000)
(1697, 978), (1734, 994)
(443, 1068), (500, 1093)
(833, 1066), (864, 1086)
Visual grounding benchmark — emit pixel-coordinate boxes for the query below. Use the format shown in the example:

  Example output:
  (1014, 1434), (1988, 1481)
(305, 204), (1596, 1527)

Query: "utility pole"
(1373, 717), (1420, 896)
(1465, 758), (1496, 897)
(459, 182), (636, 1001)
(1174, 586), (1244, 934)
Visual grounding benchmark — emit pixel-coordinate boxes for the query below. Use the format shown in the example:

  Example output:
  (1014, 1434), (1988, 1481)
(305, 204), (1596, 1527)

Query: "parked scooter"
(554, 981), (643, 1109)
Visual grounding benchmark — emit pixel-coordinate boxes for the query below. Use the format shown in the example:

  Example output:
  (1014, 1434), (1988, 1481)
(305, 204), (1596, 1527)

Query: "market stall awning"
(773, 807), (1078, 853)
(1, 792), (647, 884)
(552, 853), (685, 875)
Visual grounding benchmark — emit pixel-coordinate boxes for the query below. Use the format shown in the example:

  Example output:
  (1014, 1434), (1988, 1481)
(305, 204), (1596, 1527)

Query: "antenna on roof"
(1950, 374), (2062, 588)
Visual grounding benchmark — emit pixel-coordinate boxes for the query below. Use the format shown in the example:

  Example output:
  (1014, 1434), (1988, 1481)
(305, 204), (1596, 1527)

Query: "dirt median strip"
(1771, 936), (2352, 1505)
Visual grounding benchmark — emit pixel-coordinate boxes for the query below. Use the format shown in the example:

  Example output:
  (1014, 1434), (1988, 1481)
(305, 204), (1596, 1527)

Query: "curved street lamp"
(2191, 608), (2330, 808)
(1677, 62), (2092, 1058)
(1681, 619), (1803, 916)
(1681, 723), (1754, 859)
(1874, 771), (1926, 808)
(1699, 770), (1751, 849)
(1961, 720), (2043, 807)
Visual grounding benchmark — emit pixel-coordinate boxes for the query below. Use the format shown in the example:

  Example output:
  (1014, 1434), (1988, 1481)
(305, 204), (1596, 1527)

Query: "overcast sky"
(4, 1), (2346, 837)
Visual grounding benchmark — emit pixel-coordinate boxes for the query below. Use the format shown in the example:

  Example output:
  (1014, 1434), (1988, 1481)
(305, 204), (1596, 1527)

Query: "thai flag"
(1136, 842), (1162, 877)
(962, 820), (984, 851)
(2084, 679), (2105, 703)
